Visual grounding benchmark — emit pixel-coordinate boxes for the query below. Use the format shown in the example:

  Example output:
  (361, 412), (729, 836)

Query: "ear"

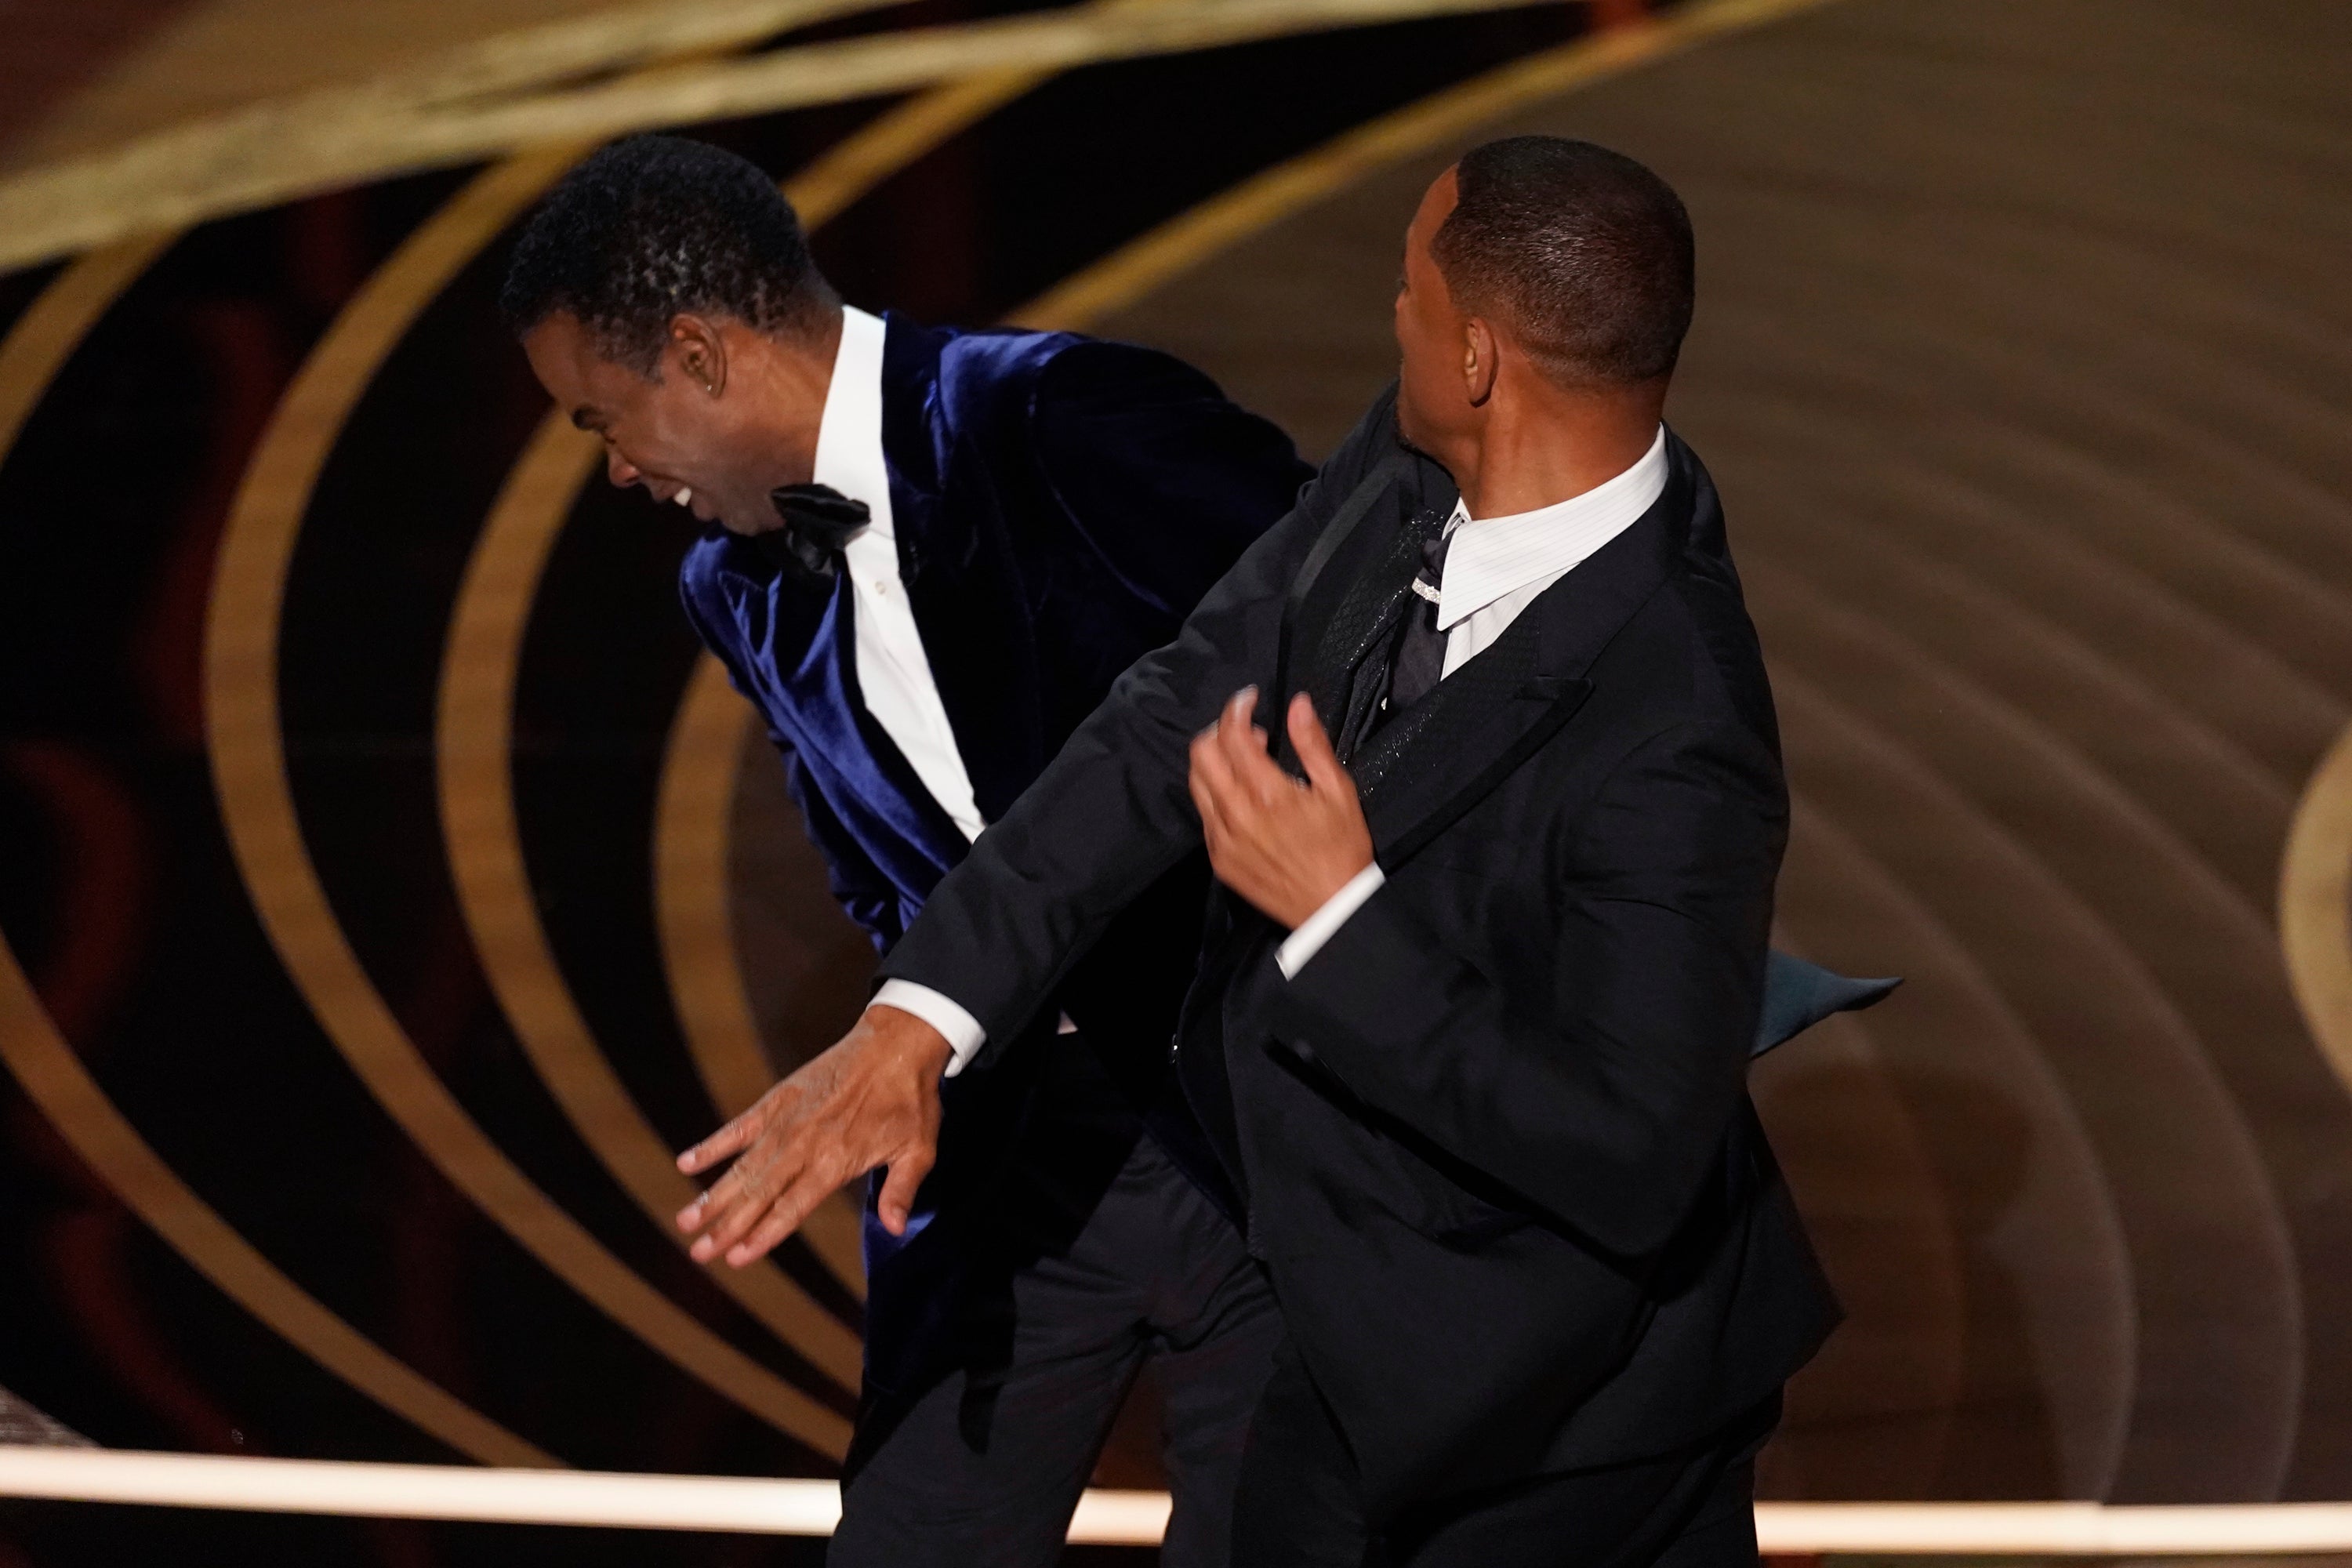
(669, 314), (728, 397)
(1463, 316), (1499, 408)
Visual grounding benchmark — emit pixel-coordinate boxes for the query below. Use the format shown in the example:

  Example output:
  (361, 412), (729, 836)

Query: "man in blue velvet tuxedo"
(504, 136), (1311, 1566)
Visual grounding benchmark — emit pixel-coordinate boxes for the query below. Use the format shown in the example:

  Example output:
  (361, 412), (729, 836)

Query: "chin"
(716, 506), (779, 537)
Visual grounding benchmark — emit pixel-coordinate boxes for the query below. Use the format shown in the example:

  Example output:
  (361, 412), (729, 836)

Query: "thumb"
(875, 1143), (936, 1236)
(1288, 692), (1349, 794)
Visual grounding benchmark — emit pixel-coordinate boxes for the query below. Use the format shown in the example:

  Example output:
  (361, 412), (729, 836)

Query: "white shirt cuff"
(1275, 864), (1386, 979)
(871, 980), (987, 1076)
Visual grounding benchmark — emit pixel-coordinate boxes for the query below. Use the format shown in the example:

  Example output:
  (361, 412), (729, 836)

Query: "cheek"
(1396, 321), (1445, 412)
(634, 400), (711, 477)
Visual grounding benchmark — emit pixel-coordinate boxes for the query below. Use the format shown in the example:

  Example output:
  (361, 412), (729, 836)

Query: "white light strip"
(0, 1449), (1171, 1542)
(5, 1449), (2352, 1551)
(1755, 1503), (2352, 1556)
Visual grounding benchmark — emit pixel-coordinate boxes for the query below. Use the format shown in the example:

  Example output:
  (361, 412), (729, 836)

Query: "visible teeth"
(674, 487), (693, 507)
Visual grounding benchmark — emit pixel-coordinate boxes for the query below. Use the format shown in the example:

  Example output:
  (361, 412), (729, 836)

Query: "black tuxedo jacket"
(881, 387), (1840, 1508)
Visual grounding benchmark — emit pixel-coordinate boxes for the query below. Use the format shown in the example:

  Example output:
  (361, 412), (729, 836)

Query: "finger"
(724, 1168), (837, 1267)
(686, 1138), (810, 1258)
(677, 1161), (761, 1240)
(725, 1205), (803, 1269)
(684, 1172), (758, 1258)
(692, 1173), (787, 1264)
(1189, 765), (1236, 864)
(1189, 726), (1243, 815)
(677, 1108), (761, 1175)
(875, 1144), (938, 1236)
(1226, 713), (1290, 793)
(1186, 754), (1221, 829)
(1215, 702), (1285, 806)
(677, 1160), (750, 1238)
(1289, 693), (1351, 797)
(1223, 686), (1259, 731)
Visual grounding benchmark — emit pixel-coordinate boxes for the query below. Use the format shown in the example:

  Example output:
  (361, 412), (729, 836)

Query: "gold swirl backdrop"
(4, 0), (2351, 1503)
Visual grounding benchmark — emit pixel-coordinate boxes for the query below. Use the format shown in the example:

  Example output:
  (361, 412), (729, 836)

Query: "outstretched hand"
(675, 1004), (949, 1267)
(1188, 688), (1375, 930)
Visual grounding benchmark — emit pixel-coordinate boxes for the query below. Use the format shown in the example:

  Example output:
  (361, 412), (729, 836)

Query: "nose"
(606, 448), (641, 488)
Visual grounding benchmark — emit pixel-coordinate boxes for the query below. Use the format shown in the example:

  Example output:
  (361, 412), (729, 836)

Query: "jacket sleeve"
(1274, 717), (1785, 1261)
(876, 389), (1399, 1051)
(769, 735), (903, 953)
(1028, 339), (1312, 619)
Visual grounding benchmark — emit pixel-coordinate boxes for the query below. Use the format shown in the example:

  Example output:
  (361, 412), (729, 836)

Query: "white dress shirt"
(1273, 425), (1669, 977)
(808, 307), (993, 1071)
(820, 307), (989, 845)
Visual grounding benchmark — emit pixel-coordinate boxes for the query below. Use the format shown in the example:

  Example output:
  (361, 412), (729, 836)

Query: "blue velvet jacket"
(678, 314), (1311, 1461)
(680, 314), (1307, 956)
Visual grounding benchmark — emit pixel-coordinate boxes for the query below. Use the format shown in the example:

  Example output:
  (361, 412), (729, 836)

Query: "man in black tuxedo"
(506, 136), (1312, 1566)
(678, 136), (1857, 1565)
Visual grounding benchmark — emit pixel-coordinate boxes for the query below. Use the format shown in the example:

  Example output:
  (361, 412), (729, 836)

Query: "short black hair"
(499, 133), (836, 374)
(1432, 136), (1694, 388)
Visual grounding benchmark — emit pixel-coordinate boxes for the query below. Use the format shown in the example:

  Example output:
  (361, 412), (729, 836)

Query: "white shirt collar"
(810, 305), (894, 541)
(1435, 425), (1669, 631)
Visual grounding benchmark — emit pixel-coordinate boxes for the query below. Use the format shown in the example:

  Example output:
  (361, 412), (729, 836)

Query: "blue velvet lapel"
(880, 312), (1055, 826)
(710, 540), (966, 913)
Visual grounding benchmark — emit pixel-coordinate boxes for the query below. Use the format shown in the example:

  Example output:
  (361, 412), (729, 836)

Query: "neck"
(1443, 372), (1664, 520)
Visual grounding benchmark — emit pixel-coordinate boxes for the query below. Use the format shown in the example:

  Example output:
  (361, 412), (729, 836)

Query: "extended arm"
(772, 734), (904, 949)
(875, 383), (1388, 1044)
(676, 390), (1405, 1261)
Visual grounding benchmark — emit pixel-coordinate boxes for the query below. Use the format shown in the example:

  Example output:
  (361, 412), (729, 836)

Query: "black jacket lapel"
(1278, 459), (1461, 769)
(1353, 436), (1699, 869)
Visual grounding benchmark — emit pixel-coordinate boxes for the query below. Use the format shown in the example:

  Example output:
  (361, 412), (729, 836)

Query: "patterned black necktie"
(753, 482), (870, 584)
(1382, 515), (1456, 717)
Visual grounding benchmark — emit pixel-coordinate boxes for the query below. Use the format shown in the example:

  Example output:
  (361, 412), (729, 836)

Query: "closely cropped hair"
(499, 134), (836, 374)
(1431, 136), (1694, 388)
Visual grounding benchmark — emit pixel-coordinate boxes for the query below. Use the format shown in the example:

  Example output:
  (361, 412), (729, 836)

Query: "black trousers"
(831, 1134), (1282, 1568)
(1232, 1340), (1779, 1568)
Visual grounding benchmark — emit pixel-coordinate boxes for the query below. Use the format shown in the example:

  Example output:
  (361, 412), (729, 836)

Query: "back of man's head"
(1432, 136), (1693, 390)
(500, 134), (835, 376)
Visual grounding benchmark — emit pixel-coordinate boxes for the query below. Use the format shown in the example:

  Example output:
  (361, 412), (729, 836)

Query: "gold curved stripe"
(2281, 718), (2352, 1099)
(439, 409), (864, 1387)
(0, 243), (556, 1466)
(780, 0), (1174, 229)
(653, 665), (774, 1117)
(202, 150), (851, 1457)
(4, 0), (1585, 274)
(0, 940), (554, 1467)
(789, 74), (1053, 230)
(0, 238), (177, 455)
(1008, 0), (1848, 330)
(0, 0), (910, 275)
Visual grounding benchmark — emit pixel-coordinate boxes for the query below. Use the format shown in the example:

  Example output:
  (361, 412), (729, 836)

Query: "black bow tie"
(754, 482), (870, 583)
